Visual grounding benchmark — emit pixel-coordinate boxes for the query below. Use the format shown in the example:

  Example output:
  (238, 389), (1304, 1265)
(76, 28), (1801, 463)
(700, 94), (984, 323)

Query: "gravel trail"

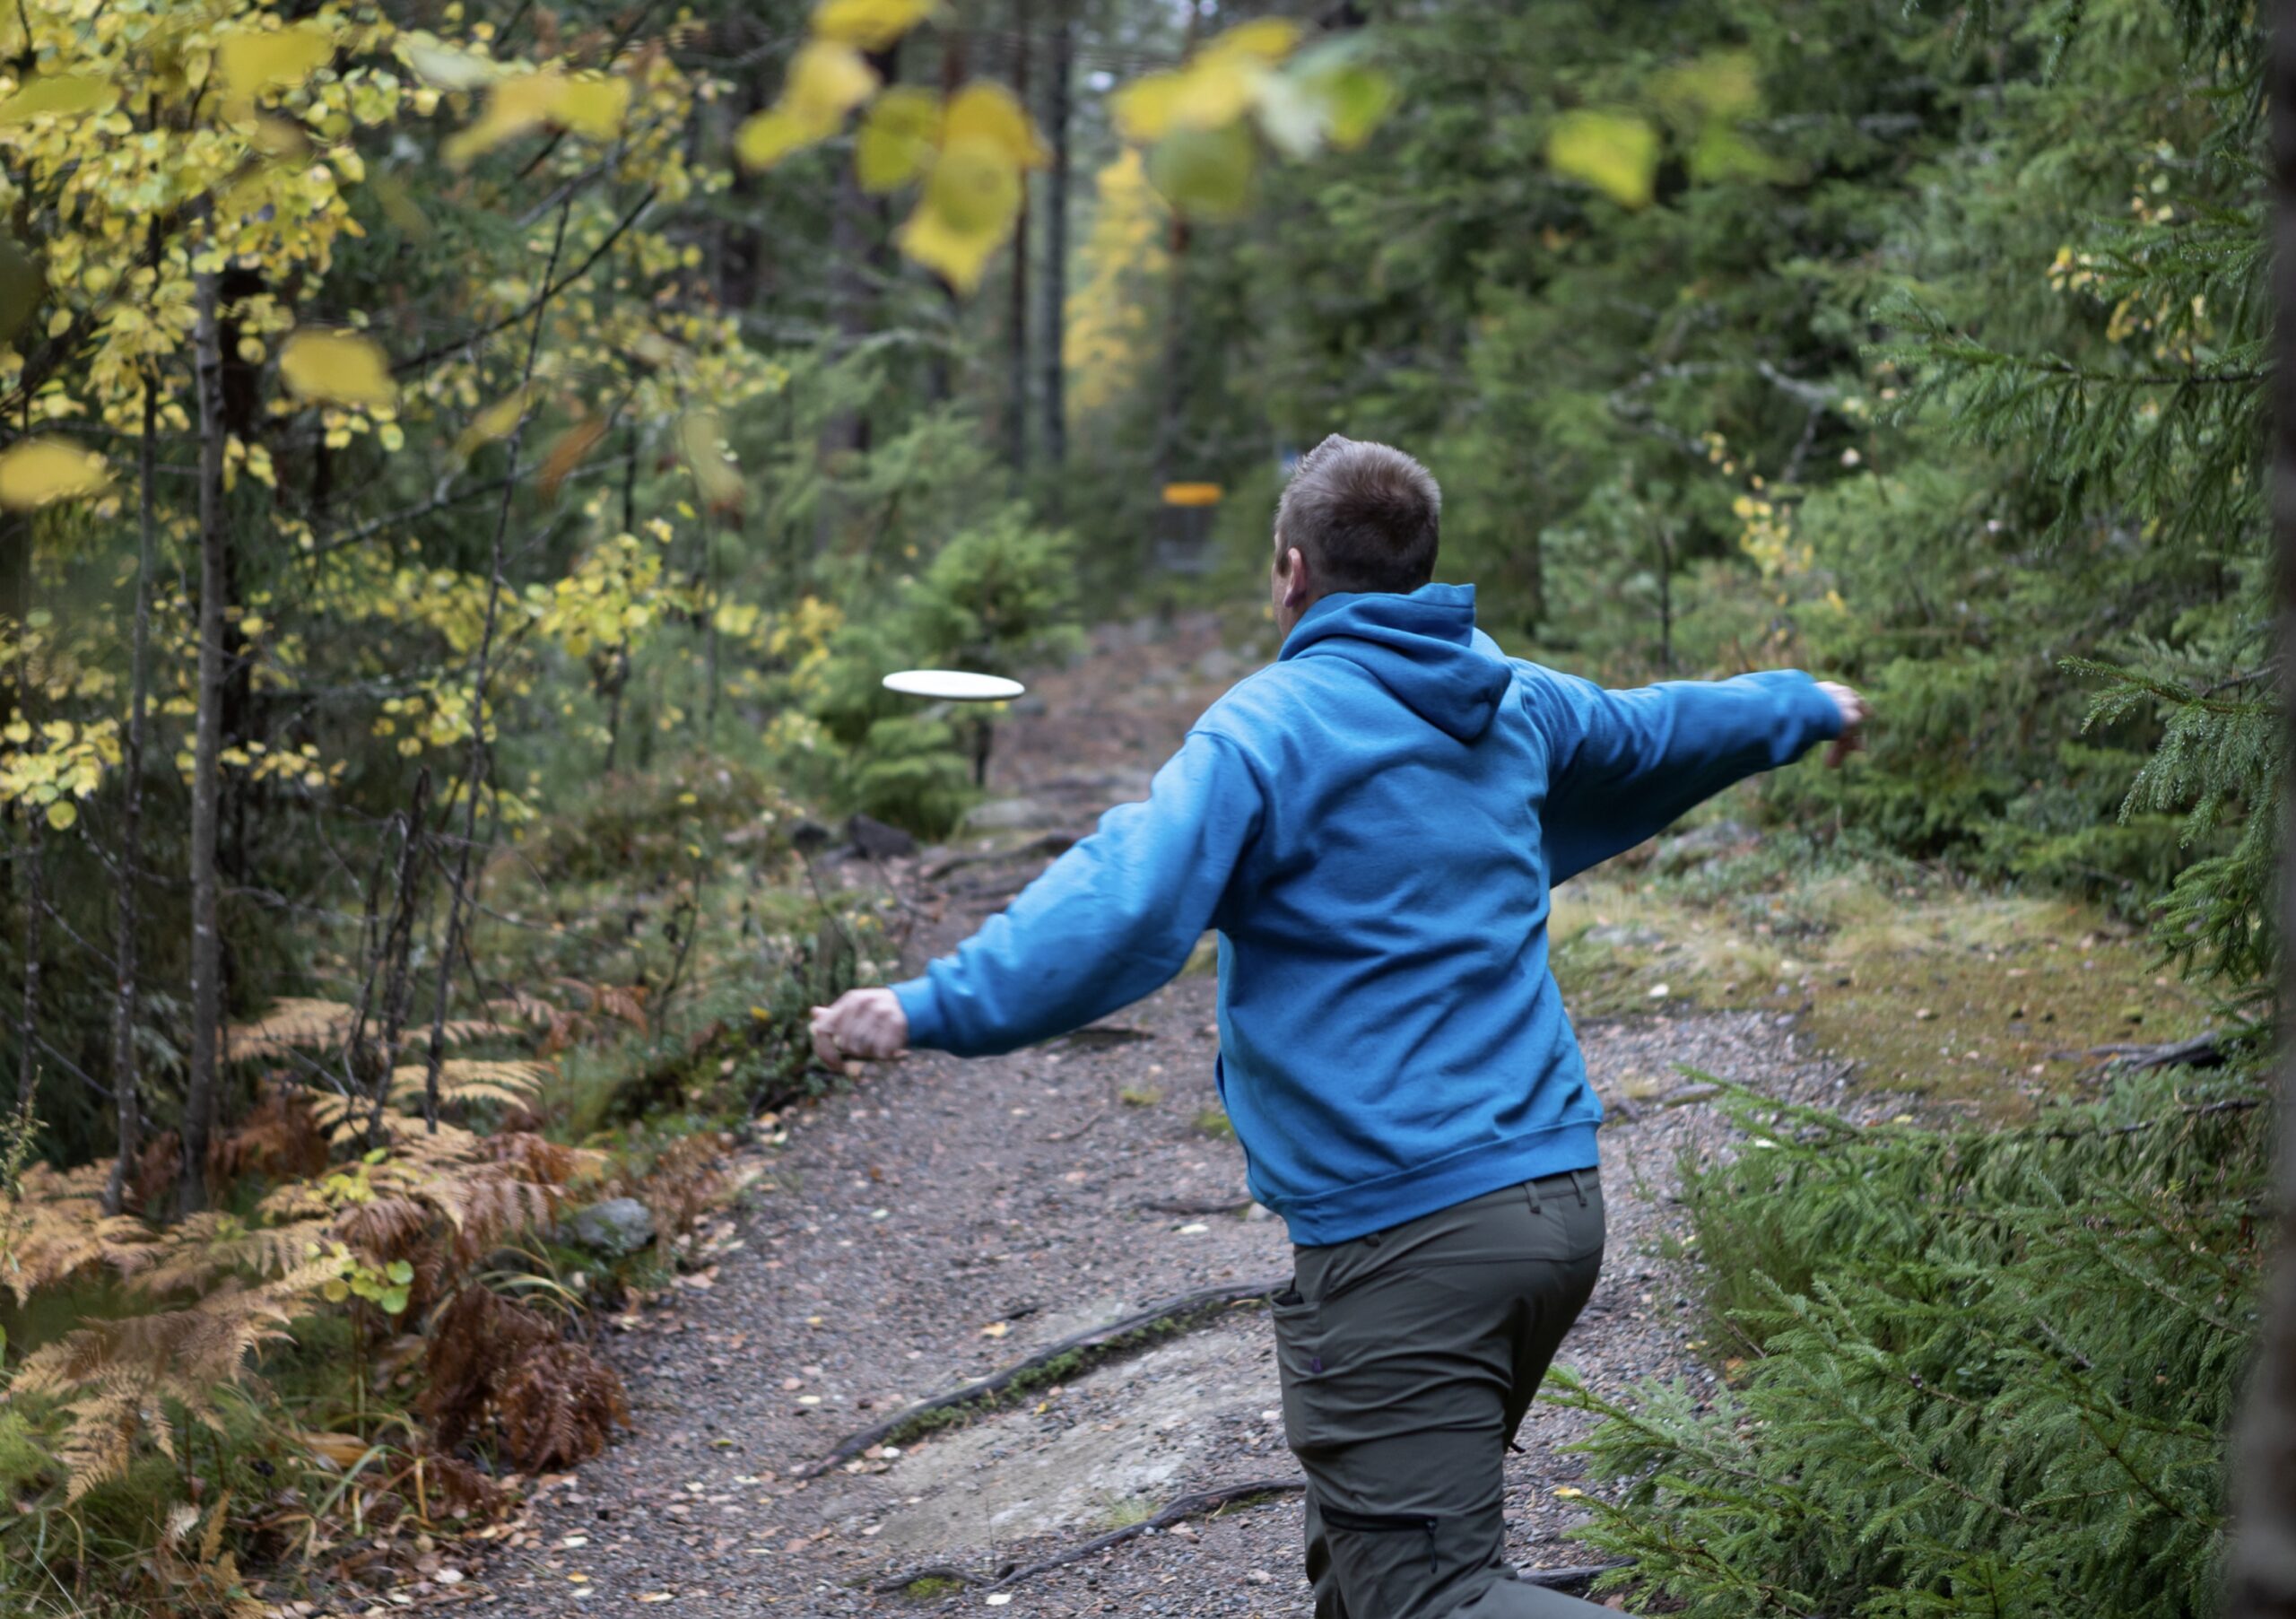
(459, 615), (1857, 1617)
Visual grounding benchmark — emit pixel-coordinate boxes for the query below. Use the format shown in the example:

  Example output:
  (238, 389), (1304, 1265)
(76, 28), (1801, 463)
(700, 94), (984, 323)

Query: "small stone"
(564, 1197), (657, 1259)
(847, 813), (918, 859)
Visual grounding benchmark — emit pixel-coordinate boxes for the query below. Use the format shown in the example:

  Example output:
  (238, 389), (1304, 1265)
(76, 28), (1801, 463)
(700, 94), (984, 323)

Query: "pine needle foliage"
(1555, 1066), (2267, 1618)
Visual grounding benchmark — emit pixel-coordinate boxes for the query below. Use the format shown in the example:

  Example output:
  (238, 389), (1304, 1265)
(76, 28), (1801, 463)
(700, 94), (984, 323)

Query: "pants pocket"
(1318, 1501), (1443, 1595)
(1272, 1286), (1327, 1451)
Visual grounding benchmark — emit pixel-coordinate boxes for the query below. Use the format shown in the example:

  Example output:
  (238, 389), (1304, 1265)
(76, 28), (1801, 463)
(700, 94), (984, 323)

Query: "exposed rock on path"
(466, 615), (1856, 1616)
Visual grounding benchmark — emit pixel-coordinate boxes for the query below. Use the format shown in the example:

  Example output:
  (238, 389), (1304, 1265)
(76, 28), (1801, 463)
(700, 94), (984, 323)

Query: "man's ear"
(1283, 545), (1310, 608)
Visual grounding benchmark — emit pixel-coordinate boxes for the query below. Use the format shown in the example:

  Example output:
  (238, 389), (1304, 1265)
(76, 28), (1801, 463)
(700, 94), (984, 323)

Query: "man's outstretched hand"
(1816, 680), (1869, 769)
(810, 988), (909, 1068)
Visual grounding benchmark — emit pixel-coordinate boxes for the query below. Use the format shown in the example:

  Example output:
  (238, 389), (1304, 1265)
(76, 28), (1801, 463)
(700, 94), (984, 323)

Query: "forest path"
(466, 614), (1856, 1617)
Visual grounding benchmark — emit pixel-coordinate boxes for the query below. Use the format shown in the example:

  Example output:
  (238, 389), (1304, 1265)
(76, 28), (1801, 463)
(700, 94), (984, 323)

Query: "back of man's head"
(1274, 435), (1441, 596)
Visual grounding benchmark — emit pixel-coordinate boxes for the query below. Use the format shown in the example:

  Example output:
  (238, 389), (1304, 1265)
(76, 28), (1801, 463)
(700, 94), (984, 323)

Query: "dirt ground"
(456, 613), (1871, 1617)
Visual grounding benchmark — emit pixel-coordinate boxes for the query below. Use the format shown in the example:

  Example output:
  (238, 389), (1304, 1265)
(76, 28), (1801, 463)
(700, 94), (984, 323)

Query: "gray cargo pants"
(1273, 1170), (1611, 1618)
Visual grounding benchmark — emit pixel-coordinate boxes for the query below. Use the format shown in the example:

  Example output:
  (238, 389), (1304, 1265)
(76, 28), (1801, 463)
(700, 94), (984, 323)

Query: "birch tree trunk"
(103, 382), (157, 1214)
(179, 267), (228, 1215)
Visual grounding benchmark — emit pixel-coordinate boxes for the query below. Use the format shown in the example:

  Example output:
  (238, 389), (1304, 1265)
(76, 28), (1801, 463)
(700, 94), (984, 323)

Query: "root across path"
(466, 615), (1864, 1616)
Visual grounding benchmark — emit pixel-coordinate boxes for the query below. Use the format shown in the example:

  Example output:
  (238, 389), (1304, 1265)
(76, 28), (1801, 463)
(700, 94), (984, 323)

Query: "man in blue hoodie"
(812, 436), (1866, 1618)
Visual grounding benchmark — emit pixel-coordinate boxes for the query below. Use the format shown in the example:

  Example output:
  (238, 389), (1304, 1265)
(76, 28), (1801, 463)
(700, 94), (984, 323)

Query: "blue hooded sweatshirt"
(891, 583), (1842, 1246)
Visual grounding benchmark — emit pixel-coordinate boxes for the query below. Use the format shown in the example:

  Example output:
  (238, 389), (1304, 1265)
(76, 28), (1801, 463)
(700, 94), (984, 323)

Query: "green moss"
(1191, 1107), (1235, 1140)
(901, 1574), (965, 1599)
(1550, 849), (2209, 1119)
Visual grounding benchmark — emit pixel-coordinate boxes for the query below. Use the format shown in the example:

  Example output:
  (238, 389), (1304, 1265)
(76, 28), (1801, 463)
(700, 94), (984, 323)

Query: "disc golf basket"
(1157, 483), (1222, 574)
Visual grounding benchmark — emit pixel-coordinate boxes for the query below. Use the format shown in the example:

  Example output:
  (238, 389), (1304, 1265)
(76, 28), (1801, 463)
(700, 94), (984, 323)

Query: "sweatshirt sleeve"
(1524, 666), (1843, 885)
(890, 730), (1264, 1057)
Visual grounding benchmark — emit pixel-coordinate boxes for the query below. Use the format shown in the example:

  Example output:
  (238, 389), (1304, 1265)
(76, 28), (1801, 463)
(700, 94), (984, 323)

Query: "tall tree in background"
(2233, 1), (2296, 1606)
(180, 265), (228, 1214)
(1007, 0), (1033, 477)
(1039, 0), (1073, 501)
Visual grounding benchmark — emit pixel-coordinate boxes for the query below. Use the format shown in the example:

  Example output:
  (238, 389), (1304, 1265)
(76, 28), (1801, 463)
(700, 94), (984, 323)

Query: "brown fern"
(127, 1213), (335, 1298)
(495, 1342), (629, 1472)
(226, 998), (510, 1065)
(0, 1161), (159, 1303)
(415, 1287), (556, 1452)
(209, 1086), (328, 1184)
(385, 1058), (552, 1112)
(15, 1266), (328, 1499)
(484, 1131), (606, 1188)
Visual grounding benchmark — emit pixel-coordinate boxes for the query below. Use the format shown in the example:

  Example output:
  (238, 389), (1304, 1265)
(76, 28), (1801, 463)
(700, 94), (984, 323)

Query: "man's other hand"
(1816, 681), (1869, 769)
(810, 988), (909, 1068)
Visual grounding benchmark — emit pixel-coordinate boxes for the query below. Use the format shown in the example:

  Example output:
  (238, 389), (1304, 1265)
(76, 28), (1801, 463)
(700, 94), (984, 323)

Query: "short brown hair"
(1274, 435), (1441, 596)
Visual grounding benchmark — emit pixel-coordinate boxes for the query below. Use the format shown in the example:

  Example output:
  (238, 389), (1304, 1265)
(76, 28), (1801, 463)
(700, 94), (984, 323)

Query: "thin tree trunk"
(16, 784), (40, 1116)
(103, 382), (156, 1214)
(1005, 0), (1032, 479)
(8, 400), (31, 1124)
(179, 265), (227, 1215)
(422, 204), (571, 1132)
(1039, 0), (1072, 504)
(604, 426), (638, 774)
(2231, 4), (2296, 1611)
(1148, 0), (1205, 579)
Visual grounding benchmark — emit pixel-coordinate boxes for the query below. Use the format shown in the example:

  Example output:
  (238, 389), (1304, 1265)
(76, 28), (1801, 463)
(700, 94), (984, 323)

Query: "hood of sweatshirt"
(1279, 583), (1514, 744)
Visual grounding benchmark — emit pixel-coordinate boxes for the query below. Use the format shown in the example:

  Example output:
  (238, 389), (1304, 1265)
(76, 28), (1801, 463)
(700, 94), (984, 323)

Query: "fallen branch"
(2053, 1031), (2229, 1073)
(924, 831), (1080, 882)
(1138, 1196), (1253, 1217)
(797, 1277), (1286, 1478)
(870, 1478), (1306, 1595)
(868, 1482), (1631, 1599)
(1040, 1102), (1113, 1144)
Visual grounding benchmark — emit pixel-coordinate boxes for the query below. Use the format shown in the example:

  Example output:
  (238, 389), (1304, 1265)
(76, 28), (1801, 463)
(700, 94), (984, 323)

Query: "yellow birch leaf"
(787, 40), (878, 122)
(443, 71), (563, 168)
(0, 74), (109, 124)
(279, 330), (396, 409)
(551, 75), (631, 140)
(735, 107), (816, 170)
(1315, 62), (1394, 151)
(897, 197), (1002, 294)
(1146, 121), (1255, 221)
(1110, 72), (1184, 144)
(0, 438), (109, 509)
(402, 39), (495, 91)
(45, 800), (74, 831)
(1168, 57), (1257, 132)
(538, 418), (609, 502)
(249, 115), (309, 158)
(675, 410), (743, 509)
(923, 135), (1022, 236)
(1547, 109), (1659, 210)
(856, 86), (939, 192)
(457, 388), (530, 458)
(1203, 17), (1302, 64)
(812, 0), (935, 51)
(944, 82), (1047, 169)
(216, 22), (334, 100)
(735, 45), (875, 170)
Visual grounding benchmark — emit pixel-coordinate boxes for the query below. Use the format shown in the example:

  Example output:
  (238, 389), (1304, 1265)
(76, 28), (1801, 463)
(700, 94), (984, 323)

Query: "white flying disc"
(883, 669), (1026, 702)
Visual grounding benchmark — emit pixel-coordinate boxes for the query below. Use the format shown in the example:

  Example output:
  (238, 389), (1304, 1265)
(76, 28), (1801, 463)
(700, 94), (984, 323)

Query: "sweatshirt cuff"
(1787, 670), (1844, 740)
(890, 977), (946, 1049)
